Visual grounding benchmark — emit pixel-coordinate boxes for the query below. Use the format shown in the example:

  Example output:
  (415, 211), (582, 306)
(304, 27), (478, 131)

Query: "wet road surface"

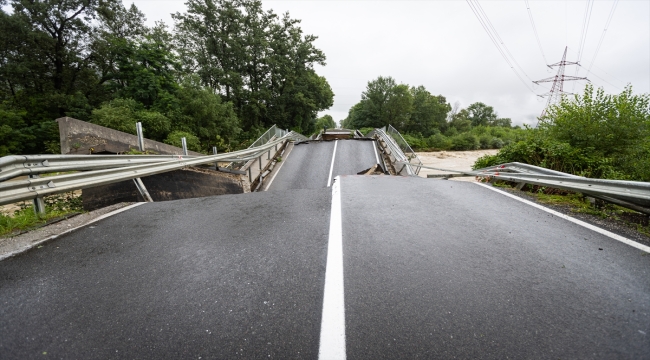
(268, 139), (378, 191)
(1, 173), (648, 358)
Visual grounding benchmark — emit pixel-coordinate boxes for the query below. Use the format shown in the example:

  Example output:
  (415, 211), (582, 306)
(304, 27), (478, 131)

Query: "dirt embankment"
(416, 150), (498, 181)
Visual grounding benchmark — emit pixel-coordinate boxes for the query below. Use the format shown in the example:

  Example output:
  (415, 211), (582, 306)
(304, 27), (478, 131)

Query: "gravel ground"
(0, 202), (140, 260)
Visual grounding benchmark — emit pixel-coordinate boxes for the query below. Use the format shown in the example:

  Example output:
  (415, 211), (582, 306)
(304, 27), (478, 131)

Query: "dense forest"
(0, 0), (333, 155)
(341, 76), (524, 151)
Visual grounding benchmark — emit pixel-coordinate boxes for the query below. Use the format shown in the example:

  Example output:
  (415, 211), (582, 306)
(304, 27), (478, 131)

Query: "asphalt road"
(1, 174), (649, 358)
(268, 140), (378, 191)
(0, 189), (332, 359)
(340, 176), (649, 359)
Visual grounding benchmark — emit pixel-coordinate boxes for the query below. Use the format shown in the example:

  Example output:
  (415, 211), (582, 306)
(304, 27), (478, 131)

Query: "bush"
(427, 133), (452, 150)
(164, 131), (202, 152)
(402, 133), (427, 150)
(451, 133), (479, 150)
(478, 134), (493, 149)
(490, 137), (504, 149)
(471, 132), (628, 179)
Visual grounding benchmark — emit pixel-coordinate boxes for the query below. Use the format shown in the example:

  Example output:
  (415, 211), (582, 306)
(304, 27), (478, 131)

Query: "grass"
(0, 192), (83, 237)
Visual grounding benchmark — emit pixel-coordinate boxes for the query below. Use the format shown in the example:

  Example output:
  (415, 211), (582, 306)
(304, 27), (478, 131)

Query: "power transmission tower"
(533, 46), (589, 119)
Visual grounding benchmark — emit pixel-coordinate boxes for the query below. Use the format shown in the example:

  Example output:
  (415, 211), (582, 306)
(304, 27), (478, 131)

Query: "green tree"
(173, 0), (332, 133)
(90, 98), (171, 141)
(406, 86), (451, 136)
(169, 78), (241, 151)
(466, 102), (497, 127)
(164, 130), (201, 152)
(315, 114), (336, 130)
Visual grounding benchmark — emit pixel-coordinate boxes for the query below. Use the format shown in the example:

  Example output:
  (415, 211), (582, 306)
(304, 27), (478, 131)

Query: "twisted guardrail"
(368, 126), (422, 176)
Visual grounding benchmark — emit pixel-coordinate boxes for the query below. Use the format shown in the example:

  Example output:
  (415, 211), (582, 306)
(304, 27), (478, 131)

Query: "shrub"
(451, 133), (479, 150)
(427, 133), (452, 150)
(164, 131), (202, 152)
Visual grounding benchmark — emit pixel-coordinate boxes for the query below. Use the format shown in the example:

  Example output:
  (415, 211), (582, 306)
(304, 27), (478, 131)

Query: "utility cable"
(524, 0), (548, 66)
(573, 0), (595, 92)
(587, 0), (619, 77)
(465, 0), (540, 95)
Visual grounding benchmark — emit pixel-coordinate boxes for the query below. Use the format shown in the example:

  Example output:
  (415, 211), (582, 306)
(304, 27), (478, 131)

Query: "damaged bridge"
(0, 125), (649, 359)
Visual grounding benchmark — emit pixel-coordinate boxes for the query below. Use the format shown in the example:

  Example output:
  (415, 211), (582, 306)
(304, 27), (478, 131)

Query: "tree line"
(341, 76), (522, 151)
(0, 0), (333, 156)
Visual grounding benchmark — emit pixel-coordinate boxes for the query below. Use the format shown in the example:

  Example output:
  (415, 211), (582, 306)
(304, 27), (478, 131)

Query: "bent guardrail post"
(133, 178), (153, 202)
(28, 174), (46, 217)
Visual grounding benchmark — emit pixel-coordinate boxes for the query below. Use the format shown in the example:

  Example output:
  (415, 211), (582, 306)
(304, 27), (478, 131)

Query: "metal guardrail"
(386, 125), (423, 175)
(368, 127), (419, 176)
(0, 154), (198, 182)
(227, 126), (305, 169)
(405, 161), (650, 215)
(0, 131), (305, 207)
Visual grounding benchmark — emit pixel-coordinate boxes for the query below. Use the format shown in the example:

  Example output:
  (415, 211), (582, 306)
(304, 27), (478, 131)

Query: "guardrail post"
(136, 122), (145, 152)
(267, 150), (270, 160)
(28, 175), (46, 217)
(133, 178), (153, 202)
(258, 156), (262, 170)
(248, 167), (252, 182)
(213, 147), (218, 155)
(181, 137), (188, 156)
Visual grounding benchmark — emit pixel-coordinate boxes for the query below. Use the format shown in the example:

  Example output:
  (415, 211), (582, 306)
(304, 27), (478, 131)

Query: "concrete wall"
(56, 117), (203, 156)
(82, 167), (244, 211)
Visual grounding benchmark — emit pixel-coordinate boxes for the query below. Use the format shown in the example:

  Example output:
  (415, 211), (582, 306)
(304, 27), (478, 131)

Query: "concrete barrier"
(56, 117), (203, 156)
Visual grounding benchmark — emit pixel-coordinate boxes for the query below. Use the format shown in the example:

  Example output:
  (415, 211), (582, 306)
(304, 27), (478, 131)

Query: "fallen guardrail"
(368, 127), (422, 176)
(404, 161), (650, 215)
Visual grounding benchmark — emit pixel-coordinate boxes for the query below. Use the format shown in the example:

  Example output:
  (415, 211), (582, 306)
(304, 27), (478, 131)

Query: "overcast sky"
(128, 0), (649, 127)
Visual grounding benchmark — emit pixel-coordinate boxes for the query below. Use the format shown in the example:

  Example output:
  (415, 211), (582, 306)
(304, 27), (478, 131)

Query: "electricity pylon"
(533, 46), (589, 119)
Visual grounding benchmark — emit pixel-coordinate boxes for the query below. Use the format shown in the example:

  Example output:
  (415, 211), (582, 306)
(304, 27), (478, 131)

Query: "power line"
(573, 0), (595, 92)
(465, 0), (539, 95)
(576, 0), (595, 64)
(586, 0), (619, 77)
(524, 0), (548, 66)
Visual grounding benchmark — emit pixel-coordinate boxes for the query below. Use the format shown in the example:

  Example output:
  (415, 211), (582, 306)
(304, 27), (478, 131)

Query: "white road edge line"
(263, 143), (293, 191)
(327, 140), (339, 187)
(0, 202), (146, 261)
(319, 176), (346, 360)
(372, 140), (380, 165)
(475, 182), (650, 253)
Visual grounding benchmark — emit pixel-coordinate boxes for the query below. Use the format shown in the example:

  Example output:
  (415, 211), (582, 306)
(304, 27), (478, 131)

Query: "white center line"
(318, 176), (346, 360)
(475, 182), (650, 253)
(327, 140), (339, 187)
(372, 140), (380, 165)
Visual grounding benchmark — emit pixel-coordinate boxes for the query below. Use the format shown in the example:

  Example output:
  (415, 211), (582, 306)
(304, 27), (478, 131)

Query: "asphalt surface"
(1, 171), (649, 358)
(0, 189), (332, 359)
(268, 140), (378, 191)
(341, 175), (650, 359)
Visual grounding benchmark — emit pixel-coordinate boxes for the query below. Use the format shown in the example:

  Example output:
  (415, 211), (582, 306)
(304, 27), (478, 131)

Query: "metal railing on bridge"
(0, 126), (306, 209)
(368, 126), (423, 176)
